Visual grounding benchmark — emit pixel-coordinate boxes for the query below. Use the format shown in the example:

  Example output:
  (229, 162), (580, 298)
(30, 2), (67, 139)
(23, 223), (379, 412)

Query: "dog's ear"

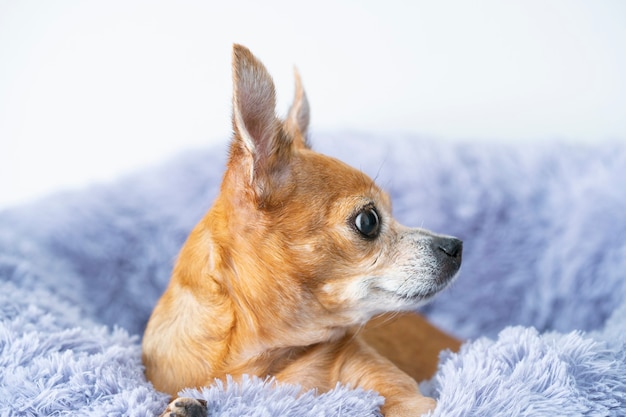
(286, 68), (311, 149)
(230, 44), (294, 205)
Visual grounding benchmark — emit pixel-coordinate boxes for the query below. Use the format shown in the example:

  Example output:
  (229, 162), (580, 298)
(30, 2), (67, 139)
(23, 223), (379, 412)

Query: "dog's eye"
(354, 208), (380, 238)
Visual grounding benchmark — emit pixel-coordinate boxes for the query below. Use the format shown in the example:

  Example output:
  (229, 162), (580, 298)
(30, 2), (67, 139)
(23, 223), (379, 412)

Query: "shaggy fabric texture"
(1, 133), (625, 416)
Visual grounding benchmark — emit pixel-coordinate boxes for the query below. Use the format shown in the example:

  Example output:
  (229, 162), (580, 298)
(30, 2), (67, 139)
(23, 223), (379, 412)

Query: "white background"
(1, 1), (625, 209)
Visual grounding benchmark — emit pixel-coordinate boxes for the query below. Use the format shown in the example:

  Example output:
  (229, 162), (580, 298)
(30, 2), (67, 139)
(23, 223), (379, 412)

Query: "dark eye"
(354, 207), (380, 238)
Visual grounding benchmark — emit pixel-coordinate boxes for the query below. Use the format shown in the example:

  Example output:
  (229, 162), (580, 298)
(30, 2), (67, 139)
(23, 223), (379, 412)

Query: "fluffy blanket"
(1, 134), (625, 416)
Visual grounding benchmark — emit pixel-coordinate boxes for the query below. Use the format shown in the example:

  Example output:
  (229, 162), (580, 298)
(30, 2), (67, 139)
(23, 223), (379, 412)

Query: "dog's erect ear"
(230, 44), (294, 204)
(286, 68), (311, 149)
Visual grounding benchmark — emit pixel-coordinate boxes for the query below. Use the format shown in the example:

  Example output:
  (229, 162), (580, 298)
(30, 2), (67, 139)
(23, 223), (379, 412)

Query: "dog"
(142, 44), (462, 417)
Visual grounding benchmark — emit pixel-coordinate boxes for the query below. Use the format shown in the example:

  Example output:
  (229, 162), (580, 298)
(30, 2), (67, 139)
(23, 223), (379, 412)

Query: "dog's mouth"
(375, 268), (460, 305)
(409, 270), (459, 301)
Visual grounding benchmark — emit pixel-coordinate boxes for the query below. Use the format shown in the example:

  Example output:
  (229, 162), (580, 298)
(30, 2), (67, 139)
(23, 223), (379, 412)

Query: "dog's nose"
(435, 236), (463, 259)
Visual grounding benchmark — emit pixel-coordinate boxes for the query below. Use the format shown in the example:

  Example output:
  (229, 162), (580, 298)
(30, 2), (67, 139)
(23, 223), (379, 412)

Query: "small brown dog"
(142, 44), (462, 417)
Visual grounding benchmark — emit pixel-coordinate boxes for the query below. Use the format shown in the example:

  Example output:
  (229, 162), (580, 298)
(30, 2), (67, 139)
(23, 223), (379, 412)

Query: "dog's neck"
(171, 213), (349, 379)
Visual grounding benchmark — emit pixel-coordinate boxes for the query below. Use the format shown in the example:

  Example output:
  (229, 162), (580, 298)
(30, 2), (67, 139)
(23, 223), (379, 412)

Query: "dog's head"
(194, 45), (461, 344)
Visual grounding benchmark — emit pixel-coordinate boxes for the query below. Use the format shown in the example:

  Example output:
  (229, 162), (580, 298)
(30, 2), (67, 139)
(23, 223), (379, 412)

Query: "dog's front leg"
(336, 336), (436, 417)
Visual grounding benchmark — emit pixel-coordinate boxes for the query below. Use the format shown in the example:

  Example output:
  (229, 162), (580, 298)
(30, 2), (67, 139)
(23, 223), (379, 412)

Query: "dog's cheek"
(310, 278), (368, 322)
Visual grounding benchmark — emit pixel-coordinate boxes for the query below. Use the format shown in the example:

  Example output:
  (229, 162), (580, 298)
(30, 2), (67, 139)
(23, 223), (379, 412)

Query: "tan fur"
(362, 313), (462, 383)
(143, 44), (462, 417)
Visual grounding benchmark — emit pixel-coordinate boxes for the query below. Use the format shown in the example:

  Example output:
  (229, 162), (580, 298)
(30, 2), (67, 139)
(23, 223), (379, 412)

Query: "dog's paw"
(383, 396), (436, 417)
(159, 397), (208, 417)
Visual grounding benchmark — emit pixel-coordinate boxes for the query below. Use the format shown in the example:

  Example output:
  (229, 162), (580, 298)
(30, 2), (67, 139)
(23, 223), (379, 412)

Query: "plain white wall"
(1, 0), (625, 208)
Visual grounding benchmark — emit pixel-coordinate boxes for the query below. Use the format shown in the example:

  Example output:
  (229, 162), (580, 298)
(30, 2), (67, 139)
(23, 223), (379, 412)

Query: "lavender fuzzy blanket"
(1, 134), (625, 416)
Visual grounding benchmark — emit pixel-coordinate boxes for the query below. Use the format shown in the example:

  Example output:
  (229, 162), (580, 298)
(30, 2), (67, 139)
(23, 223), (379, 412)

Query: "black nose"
(435, 236), (463, 259)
